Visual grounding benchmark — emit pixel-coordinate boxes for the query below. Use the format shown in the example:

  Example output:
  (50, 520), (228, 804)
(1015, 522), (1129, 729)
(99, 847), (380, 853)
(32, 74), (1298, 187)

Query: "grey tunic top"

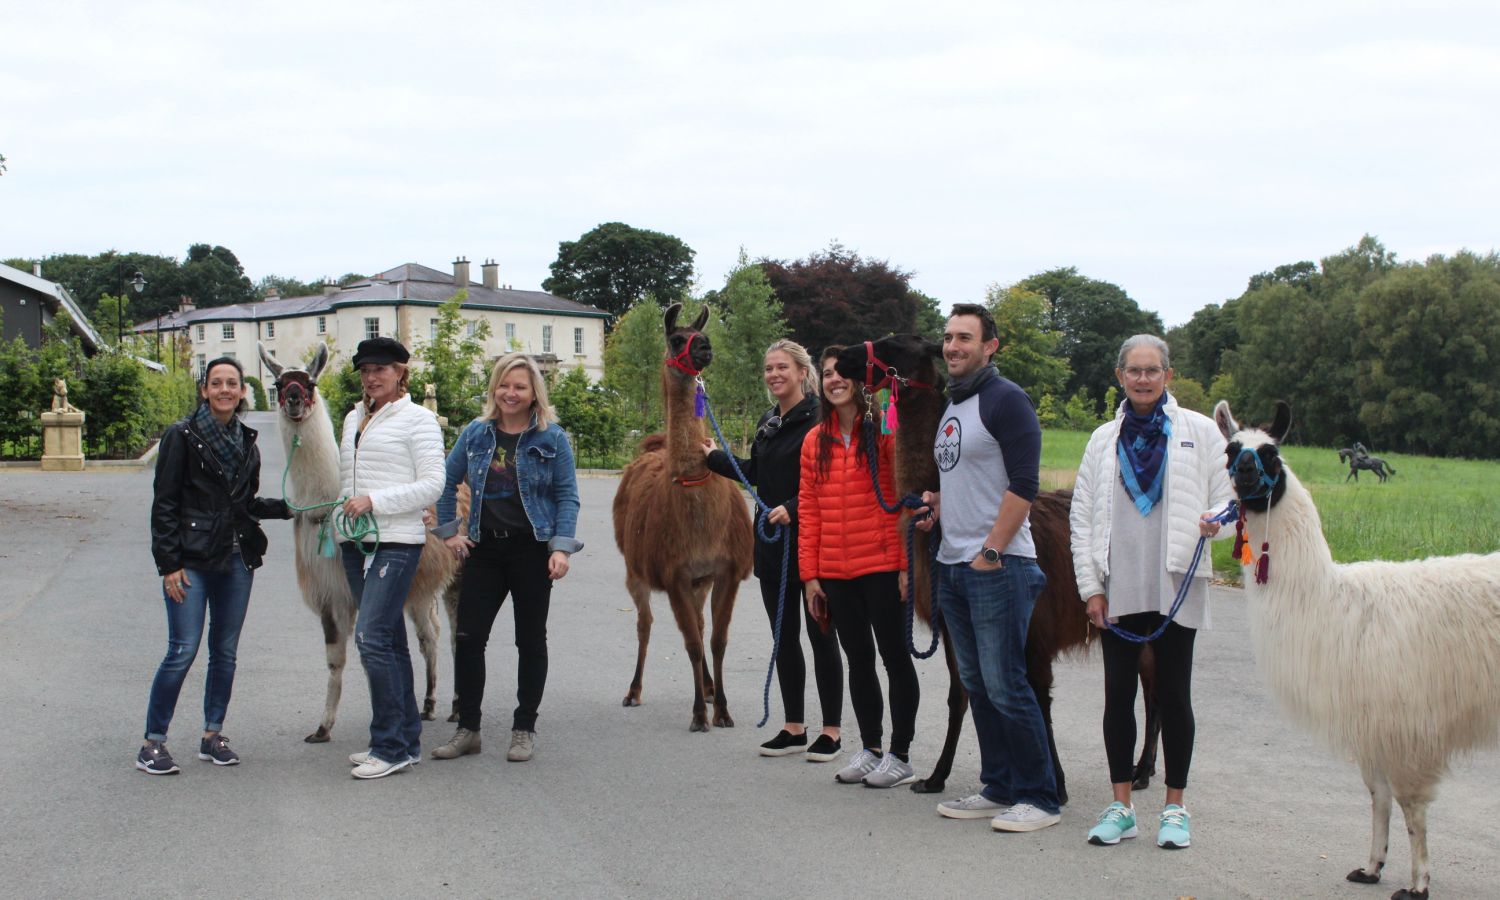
(1105, 474), (1210, 630)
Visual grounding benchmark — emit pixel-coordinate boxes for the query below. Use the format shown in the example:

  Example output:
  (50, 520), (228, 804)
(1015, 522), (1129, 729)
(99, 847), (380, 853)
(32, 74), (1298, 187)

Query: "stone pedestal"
(40, 411), (86, 471)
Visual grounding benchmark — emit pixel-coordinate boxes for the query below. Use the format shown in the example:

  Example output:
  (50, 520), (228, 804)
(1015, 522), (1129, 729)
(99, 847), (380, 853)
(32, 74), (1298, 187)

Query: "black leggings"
(762, 557), (843, 727)
(453, 534), (553, 733)
(823, 572), (919, 756)
(1100, 612), (1197, 789)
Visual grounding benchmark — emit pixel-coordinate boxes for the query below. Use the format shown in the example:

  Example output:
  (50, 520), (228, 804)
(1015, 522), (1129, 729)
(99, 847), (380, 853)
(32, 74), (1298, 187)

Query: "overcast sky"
(3, 0), (1497, 326)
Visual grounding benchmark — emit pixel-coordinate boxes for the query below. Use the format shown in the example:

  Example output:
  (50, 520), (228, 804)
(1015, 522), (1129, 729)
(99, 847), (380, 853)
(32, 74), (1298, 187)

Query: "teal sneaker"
(1087, 802), (1138, 845)
(1158, 804), (1191, 849)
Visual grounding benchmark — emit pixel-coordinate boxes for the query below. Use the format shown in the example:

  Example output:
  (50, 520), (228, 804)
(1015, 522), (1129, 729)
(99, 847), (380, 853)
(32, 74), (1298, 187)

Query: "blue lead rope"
(1105, 501), (1240, 643)
(861, 418), (943, 659)
(699, 379), (791, 728)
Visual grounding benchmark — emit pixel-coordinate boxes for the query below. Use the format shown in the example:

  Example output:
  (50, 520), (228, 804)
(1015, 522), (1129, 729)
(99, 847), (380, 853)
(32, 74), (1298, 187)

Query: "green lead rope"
(282, 434), (381, 557)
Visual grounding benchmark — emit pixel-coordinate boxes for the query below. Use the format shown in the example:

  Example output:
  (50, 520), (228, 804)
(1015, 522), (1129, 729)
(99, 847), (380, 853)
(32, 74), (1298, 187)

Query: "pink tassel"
(884, 396), (899, 431)
(1255, 542), (1270, 584)
(694, 384), (706, 418)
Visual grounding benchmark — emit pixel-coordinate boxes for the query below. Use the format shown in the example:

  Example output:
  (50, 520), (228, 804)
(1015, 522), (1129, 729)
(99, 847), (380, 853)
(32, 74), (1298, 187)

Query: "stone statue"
(51, 378), (80, 413)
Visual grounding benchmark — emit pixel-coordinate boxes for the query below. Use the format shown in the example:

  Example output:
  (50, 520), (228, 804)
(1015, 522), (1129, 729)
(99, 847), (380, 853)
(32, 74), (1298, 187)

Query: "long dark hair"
(814, 345), (873, 484)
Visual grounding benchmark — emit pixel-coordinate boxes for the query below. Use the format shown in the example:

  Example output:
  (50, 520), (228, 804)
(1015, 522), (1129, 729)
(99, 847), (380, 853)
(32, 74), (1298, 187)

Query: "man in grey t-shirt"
(920, 304), (1061, 832)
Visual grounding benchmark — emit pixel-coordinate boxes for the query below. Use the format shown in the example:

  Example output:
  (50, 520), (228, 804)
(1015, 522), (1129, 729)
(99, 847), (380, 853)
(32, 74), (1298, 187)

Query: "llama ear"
(922, 338), (942, 359)
(259, 342), (283, 379)
(1213, 400), (1239, 440)
(663, 303), (682, 334)
(690, 304), (710, 333)
(307, 342), (329, 382)
(1268, 400), (1292, 443)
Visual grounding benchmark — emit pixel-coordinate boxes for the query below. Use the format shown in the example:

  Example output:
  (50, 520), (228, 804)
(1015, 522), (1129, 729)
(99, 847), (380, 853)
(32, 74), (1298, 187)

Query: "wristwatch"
(981, 546), (1001, 563)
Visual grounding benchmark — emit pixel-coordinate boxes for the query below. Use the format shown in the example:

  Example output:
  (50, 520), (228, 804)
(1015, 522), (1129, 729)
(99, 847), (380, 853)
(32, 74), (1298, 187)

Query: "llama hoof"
(1390, 890), (1427, 900)
(1347, 868), (1382, 885)
(622, 696), (641, 708)
(304, 725), (331, 744)
(421, 699), (436, 721)
(1131, 773), (1152, 791)
(713, 713), (734, 728)
(689, 717), (710, 732)
(910, 778), (945, 794)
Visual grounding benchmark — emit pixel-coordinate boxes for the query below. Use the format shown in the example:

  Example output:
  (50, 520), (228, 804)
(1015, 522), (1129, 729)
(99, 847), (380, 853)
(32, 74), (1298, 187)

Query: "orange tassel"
(1240, 542), (1253, 565)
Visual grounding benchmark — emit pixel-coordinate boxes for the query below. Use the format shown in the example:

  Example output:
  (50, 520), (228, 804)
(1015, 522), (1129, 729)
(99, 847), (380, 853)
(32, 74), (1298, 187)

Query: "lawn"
(1040, 428), (1500, 581)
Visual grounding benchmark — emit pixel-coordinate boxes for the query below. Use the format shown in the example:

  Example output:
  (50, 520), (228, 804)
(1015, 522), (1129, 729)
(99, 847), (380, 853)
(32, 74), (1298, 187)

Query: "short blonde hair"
(481, 352), (554, 430)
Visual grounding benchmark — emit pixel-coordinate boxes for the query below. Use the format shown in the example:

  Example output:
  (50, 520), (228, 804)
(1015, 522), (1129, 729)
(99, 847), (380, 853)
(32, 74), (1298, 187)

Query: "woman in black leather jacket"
(137, 357), (290, 775)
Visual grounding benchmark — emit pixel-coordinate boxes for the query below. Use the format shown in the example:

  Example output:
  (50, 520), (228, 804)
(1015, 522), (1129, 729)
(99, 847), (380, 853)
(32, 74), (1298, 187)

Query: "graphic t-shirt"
(481, 427), (530, 533)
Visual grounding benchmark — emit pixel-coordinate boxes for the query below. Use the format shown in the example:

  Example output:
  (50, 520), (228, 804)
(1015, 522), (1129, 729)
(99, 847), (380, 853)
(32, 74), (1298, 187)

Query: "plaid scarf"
(192, 402), (245, 484)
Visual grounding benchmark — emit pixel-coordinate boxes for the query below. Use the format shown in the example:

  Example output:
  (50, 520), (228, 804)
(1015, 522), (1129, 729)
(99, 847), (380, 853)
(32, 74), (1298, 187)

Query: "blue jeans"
(937, 556), (1059, 812)
(144, 555), (254, 741)
(341, 543), (424, 763)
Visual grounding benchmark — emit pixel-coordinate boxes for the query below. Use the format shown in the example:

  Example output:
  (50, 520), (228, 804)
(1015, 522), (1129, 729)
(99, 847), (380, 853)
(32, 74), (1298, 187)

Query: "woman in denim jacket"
(430, 352), (583, 763)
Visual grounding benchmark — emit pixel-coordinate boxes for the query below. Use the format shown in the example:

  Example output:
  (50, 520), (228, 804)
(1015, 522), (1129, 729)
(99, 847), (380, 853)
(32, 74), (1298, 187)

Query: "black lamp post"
(116, 264), (146, 348)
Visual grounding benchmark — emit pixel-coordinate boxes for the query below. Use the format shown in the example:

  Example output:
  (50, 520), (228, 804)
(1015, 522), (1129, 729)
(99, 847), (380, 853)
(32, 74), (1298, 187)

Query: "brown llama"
(259, 343), (463, 741)
(612, 303), (754, 732)
(834, 336), (1163, 800)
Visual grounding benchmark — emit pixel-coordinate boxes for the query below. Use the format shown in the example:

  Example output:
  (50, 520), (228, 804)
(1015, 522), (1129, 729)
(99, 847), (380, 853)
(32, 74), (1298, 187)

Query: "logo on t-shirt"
(935, 416), (962, 472)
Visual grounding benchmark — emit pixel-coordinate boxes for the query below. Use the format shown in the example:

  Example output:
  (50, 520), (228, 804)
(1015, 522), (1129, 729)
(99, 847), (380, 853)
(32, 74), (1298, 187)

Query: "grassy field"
(1040, 428), (1500, 582)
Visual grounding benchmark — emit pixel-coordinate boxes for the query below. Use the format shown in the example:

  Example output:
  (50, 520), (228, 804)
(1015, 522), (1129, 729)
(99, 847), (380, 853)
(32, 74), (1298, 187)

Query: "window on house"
(221, 323), (235, 340)
(364, 317), (380, 340)
(430, 318), (439, 342)
(505, 322), (515, 346)
(574, 327), (584, 355)
(316, 316), (327, 335)
(195, 324), (205, 342)
(542, 325), (553, 353)
(465, 320), (477, 338)
(265, 321), (275, 339)
(196, 354), (206, 378)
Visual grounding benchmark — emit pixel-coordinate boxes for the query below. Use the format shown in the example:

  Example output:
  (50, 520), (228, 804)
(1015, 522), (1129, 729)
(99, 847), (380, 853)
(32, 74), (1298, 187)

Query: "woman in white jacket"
(1069, 335), (1233, 849)
(337, 337), (446, 780)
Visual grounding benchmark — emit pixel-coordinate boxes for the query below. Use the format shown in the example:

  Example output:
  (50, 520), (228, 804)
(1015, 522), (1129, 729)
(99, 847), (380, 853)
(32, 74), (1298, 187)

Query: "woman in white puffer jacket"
(337, 337), (445, 780)
(1069, 334), (1233, 851)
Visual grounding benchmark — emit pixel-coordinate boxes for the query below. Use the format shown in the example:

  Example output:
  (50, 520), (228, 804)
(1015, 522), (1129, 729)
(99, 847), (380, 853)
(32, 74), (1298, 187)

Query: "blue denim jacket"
(433, 414), (584, 554)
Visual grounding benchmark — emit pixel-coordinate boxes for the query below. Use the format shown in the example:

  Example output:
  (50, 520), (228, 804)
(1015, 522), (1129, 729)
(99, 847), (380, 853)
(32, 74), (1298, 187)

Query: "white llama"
(1215, 400), (1500, 900)
(259, 343), (460, 741)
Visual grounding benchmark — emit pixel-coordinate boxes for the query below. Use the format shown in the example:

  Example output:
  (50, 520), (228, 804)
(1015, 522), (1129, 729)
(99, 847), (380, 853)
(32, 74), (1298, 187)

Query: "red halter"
(863, 341), (935, 393)
(665, 332), (703, 377)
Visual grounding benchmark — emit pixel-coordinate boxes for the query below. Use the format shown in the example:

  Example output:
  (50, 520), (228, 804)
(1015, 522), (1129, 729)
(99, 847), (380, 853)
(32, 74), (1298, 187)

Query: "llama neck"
(281, 401), (341, 507)
(1244, 468), (1336, 590)
(662, 368), (707, 477)
(894, 387), (944, 495)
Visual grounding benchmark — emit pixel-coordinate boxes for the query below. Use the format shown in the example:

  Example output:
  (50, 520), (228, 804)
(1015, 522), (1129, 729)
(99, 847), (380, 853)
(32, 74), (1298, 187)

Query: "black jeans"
(762, 554), (843, 727)
(1100, 612), (1197, 789)
(453, 533), (553, 733)
(824, 571), (919, 756)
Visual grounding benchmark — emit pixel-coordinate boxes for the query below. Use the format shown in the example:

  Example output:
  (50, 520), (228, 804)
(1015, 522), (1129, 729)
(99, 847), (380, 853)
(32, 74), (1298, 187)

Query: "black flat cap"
(352, 337), (410, 368)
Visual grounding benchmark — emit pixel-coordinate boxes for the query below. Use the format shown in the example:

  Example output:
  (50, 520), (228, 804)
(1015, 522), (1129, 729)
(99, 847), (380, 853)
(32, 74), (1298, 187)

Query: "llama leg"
(913, 622), (966, 794)
(623, 575), (652, 708)
(694, 579), (716, 702)
(667, 582), (710, 732)
(1392, 785), (1433, 900)
(443, 580), (461, 721)
(1347, 761), (1391, 885)
(308, 607), (349, 743)
(1134, 644), (1162, 790)
(708, 575), (736, 729)
(410, 597), (440, 721)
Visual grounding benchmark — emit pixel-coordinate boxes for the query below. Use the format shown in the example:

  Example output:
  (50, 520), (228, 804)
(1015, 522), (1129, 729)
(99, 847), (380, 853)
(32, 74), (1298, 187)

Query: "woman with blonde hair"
(432, 352), (583, 763)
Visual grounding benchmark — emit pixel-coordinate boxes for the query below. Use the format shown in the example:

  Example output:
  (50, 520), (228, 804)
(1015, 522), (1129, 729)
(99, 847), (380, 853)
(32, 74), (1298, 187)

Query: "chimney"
(179, 295), (196, 313)
(481, 258), (499, 291)
(33, 262), (42, 278)
(322, 279), (339, 297)
(453, 256), (471, 287)
(265, 286), (280, 301)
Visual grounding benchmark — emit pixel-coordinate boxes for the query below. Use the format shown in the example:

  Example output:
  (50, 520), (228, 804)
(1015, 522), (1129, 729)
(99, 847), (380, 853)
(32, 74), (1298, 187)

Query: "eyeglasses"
(755, 415), (783, 442)
(1121, 366), (1167, 381)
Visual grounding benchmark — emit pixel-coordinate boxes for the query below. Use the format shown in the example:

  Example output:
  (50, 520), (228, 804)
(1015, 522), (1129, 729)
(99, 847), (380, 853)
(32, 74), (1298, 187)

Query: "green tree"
(1018, 267), (1162, 412)
(180, 244), (255, 308)
(911, 289), (946, 342)
(244, 375), (269, 411)
(699, 256), (788, 450)
(0, 332), (45, 453)
(409, 289), (491, 433)
(96, 293), (134, 345)
(760, 242), (920, 355)
(75, 351), (149, 457)
(543, 222), (696, 321)
(603, 297), (667, 434)
(1166, 299), (1240, 387)
(256, 274), (323, 300)
(550, 366), (628, 465)
(1168, 376), (1210, 414)
(985, 283), (1070, 403)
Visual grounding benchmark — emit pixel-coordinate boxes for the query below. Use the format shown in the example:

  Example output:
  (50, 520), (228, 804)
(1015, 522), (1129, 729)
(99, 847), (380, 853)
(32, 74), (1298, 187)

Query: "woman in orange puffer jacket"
(799, 346), (921, 789)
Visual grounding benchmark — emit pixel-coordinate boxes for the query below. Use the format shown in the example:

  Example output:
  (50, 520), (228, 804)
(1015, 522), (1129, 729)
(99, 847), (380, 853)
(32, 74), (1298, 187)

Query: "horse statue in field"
(1338, 445), (1396, 483)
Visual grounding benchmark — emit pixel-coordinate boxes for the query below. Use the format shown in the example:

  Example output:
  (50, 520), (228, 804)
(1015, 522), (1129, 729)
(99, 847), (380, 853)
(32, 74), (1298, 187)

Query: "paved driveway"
(2, 412), (1495, 898)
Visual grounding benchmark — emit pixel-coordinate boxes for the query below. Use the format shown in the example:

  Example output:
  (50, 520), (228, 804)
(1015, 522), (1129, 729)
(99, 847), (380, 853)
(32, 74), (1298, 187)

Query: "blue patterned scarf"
(192, 402), (244, 484)
(1117, 392), (1171, 516)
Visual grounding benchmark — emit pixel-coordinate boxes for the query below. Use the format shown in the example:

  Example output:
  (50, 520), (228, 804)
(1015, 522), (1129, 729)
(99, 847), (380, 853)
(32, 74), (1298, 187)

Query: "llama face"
(661, 303), (714, 376)
(1216, 399), (1292, 510)
(831, 335), (943, 388)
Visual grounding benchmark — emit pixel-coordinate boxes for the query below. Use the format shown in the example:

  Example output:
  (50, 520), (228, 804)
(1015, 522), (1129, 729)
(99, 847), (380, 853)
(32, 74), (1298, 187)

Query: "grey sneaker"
(135, 740), (180, 775)
(506, 730), (534, 762)
(834, 748), (882, 784)
(197, 733), (239, 766)
(862, 753), (918, 788)
(991, 802), (1062, 832)
(351, 755), (411, 780)
(350, 750), (420, 767)
(431, 728), (481, 760)
(937, 793), (1005, 819)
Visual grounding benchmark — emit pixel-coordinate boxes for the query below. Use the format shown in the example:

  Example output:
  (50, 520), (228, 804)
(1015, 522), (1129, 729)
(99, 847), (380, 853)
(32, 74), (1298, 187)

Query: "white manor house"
(136, 257), (609, 389)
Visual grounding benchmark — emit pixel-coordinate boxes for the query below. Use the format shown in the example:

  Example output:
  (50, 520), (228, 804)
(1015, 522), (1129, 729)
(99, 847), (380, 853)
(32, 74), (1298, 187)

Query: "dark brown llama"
(834, 336), (1163, 799)
(612, 304), (754, 732)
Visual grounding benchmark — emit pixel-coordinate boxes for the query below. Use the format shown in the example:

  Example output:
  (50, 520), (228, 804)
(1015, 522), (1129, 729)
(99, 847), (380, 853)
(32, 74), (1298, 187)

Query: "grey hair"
(1116, 334), (1171, 370)
(765, 339), (818, 401)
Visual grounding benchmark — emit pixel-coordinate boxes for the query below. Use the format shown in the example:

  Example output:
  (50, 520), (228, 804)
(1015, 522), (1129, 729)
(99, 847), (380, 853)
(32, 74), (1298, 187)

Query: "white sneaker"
(937, 793), (1006, 819)
(351, 755), (412, 780)
(991, 802), (1061, 832)
(350, 749), (419, 767)
(833, 748), (882, 784)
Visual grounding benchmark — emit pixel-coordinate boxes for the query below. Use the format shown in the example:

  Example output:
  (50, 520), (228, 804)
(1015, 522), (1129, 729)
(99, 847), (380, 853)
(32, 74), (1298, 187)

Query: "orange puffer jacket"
(797, 419), (907, 581)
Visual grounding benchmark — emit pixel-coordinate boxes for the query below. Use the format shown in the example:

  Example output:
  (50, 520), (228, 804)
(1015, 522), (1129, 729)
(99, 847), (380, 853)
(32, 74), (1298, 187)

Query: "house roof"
(136, 261), (607, 332)
(0, 261), (105, 351)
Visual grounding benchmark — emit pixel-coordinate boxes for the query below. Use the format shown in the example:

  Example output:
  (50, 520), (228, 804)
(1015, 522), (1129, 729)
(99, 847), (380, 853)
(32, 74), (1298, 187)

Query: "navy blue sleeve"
(979, 380), (1041, 503)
